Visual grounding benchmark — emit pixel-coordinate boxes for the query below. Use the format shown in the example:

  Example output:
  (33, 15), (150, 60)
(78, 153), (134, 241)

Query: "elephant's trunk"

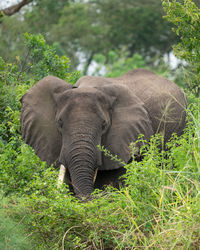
(62, 132), (100, 197)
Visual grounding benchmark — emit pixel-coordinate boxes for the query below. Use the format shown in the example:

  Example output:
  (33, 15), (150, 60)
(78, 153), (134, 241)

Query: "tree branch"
(0, 0), (33, 16)
(83, 52), (94, 75)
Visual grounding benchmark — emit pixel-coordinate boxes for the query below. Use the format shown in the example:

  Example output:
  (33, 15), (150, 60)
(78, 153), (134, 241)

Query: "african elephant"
(20, 69), (188, 197)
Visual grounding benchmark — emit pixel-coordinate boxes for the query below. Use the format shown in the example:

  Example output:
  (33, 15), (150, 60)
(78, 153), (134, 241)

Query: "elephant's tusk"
(93, 168), (98, 184)
(57, 164), (66, 187)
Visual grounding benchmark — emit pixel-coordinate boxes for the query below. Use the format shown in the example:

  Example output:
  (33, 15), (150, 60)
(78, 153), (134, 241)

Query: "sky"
(0, 0), (20, 9)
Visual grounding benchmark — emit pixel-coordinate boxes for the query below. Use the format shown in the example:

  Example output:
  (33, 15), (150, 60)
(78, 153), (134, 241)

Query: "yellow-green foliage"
(0, 194), (35, 249)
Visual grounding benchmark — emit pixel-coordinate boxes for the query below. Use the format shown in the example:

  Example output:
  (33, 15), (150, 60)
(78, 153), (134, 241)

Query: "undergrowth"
(0, 193), (35, 250)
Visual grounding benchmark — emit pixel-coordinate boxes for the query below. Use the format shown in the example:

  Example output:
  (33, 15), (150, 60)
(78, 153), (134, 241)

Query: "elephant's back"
(109, 69), (181, 100)
(110, 69), (188, 141)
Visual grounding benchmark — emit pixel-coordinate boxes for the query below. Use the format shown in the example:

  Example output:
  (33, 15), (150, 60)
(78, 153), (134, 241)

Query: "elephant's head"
(20, 76), (153, 197)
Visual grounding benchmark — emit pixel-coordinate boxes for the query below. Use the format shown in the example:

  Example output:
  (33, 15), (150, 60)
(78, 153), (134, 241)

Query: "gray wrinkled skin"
(20, 69), (188, 197)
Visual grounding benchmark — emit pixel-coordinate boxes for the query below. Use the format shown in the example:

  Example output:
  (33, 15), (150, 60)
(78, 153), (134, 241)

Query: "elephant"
(20, 69), (188, 197)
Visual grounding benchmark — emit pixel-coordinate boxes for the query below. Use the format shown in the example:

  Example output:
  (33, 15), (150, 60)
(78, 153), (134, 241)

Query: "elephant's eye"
(102, 120), (107, 131)
(58, 118), (63, 129)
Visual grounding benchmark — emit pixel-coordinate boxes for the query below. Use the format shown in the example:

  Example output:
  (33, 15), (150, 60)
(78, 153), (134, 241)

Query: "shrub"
(0, 193), (35, 250)
(23, 33), (80, 82)
(162, 0), (200, 95)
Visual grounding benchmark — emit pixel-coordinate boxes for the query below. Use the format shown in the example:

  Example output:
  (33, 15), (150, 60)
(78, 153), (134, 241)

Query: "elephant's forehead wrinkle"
(70, 102), (99, 117)
(65, 96), (98, 113)
(62, 93), (109, 122)
(69, 88), (108, 104)
(58, 98), (98, 120)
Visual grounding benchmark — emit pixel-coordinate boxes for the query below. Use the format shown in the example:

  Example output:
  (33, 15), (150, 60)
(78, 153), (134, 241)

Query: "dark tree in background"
(0, 0), (177, 72)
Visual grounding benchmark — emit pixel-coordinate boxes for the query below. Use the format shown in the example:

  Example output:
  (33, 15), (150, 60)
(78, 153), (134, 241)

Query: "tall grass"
(0, 194), (35, 250)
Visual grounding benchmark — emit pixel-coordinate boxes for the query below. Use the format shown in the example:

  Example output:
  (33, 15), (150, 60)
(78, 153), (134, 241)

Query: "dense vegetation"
(0, 0), (200, 249)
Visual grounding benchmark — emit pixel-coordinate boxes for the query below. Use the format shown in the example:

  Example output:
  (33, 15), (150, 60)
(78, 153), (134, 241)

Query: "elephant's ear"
(20, 76), (73, 165)
(99, 84), (154, 170)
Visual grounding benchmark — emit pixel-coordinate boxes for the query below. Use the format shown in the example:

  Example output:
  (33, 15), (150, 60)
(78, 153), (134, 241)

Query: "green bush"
(162, 0), (200, 95)
(23, 33), (80, 82)
(0, 194), (35, 250)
